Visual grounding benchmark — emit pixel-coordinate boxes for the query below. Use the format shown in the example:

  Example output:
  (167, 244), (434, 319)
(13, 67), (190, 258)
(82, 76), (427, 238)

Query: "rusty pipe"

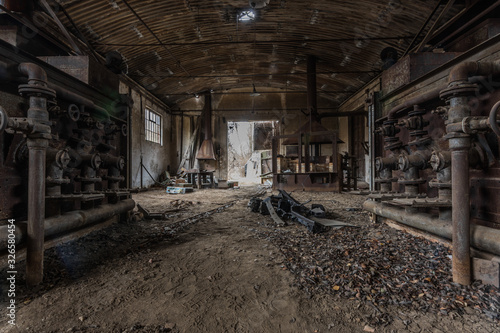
(451, 146), (471, 284)
(363, 200), (500, 258)
(48, 83), (110, 121)
(440, 62), (500, 285)
(0, 199), (135, 251)
(387, 87), (443, 120)
(18, 62), (48, 84)
(387, 61), (500, 120)
(26, 138), (48, 285)
(18, 63), (53, 286)
(448, 61), (500, 83)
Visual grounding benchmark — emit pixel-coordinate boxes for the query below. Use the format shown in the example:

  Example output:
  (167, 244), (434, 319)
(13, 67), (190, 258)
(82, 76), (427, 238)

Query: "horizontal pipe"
(363, 200), (500, 257)
(449, 61), (500, 83)
(387, 86), (443, 120)
(0, 199), (135, 251)
(48, 83), (110, 121)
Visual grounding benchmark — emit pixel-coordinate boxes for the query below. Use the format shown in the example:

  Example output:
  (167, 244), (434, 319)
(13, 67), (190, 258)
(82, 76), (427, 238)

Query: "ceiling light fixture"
(238, 10), (255, 22)
(250, 84), (261, 97)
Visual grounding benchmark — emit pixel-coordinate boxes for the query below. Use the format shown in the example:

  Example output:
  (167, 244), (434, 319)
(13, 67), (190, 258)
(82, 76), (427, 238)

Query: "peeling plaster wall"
(120, 81), (173, 188)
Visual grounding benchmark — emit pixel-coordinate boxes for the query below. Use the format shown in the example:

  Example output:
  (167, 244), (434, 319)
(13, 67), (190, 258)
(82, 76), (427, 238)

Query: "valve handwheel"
(0, 106), (8, 134)
(67, 104), (80, 122)
(489, 100), (500, 137)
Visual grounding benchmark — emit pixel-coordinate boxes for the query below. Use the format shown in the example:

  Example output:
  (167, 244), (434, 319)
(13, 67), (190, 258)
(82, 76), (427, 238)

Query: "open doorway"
(227, 121), (278, 184)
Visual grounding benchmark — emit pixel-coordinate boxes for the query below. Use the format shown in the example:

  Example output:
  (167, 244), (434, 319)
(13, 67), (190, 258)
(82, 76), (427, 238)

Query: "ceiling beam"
(93, 36), (414, 47)
(120, 0), (191, 77)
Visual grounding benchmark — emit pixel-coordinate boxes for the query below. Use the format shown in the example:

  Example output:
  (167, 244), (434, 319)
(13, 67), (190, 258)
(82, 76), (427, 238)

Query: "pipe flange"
(384, 136), (399, 143)
(55, 149), (71, 169)
(46, 177), (71, 185)
(384, 141), (403, 151)
(103, 175), (125, 182)
(439, 83), (478, 100)
(383, 119), (398, 126)
(408, 107), (426, 117)
(121, 124), (127, 136)
(374, 177), (398, 183)
(409, 130), (428, 137)
(444, 131), (469, 140)
(18, 84), (56, 98)
(375, 157), (398, 171)
(408, 136), (432, 147)
(91, 153), (102, 169)
(76, 176), (102, 183)
(430, 151), (451, 172)
(428, 180), (451, 189)
(398, 178), (427, 185)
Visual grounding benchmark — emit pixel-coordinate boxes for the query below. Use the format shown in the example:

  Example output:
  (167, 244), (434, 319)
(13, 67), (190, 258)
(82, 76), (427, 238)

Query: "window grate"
(145, 108), (162, 145)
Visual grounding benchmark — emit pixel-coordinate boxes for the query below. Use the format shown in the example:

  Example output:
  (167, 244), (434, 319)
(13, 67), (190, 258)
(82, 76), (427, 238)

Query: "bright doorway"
(227, 121), (278, 184)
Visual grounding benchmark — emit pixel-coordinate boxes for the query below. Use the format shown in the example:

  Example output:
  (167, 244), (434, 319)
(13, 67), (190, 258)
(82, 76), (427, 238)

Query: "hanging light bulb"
(250, 83), (261, 97)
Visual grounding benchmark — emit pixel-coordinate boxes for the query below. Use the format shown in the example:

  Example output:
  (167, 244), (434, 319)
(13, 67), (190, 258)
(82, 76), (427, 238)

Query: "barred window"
(145, 108), (162, 145)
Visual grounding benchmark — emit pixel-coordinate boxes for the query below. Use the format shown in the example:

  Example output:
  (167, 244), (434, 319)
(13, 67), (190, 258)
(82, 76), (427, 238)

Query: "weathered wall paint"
(175, 90), (340, 179)
(120, 81), (174, 188)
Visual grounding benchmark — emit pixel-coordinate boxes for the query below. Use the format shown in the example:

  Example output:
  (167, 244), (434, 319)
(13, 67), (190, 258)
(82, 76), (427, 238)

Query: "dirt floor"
(1, 186), (499, 332)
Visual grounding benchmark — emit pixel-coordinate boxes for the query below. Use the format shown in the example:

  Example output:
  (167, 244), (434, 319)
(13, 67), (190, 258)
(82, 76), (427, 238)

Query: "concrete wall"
(175, 90), (340, 181)
(120, 81), (174, 188)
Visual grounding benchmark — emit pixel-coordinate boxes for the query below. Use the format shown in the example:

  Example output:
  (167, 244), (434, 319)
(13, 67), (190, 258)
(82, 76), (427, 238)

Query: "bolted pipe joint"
(375, 156), (398, 172)
(101, 154), (125, 171)
(46, 148), (71, 197)
(446, 116), (490, 134)
(46, 148), (71, 170)
(18, 63), (48, 86)
(398, 150), (432, 171)
(430, 151), (451, 172)
(82, 152), (101, 170)
(376, 120), (400, 137)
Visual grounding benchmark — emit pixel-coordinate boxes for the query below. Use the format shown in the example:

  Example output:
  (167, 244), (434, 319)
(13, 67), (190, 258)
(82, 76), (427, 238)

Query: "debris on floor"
(166, 186), (194, 194)
(252, 202), (500, 325)
(249, 190), (358, 233)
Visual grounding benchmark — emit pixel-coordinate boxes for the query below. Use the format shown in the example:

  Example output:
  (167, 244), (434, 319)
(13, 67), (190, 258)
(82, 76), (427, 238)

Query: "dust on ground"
(0, 186), (498, 333)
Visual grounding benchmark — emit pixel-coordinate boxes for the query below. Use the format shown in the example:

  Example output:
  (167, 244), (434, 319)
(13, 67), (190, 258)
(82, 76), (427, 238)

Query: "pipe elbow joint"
(448, 61), (479, 84)
(18, 63), (48, 84)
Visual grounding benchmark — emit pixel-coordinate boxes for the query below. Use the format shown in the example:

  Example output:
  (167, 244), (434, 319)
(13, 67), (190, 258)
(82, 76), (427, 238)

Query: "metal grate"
(145, 108), (162, 145)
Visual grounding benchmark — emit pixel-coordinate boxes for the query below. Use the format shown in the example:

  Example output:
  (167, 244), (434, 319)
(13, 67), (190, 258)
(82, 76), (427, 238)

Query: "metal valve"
(0, 106), (8, 134)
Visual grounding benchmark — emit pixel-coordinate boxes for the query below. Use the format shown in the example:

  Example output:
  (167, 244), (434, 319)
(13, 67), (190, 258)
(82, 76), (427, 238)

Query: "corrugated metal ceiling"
(49, 0), (464, 107)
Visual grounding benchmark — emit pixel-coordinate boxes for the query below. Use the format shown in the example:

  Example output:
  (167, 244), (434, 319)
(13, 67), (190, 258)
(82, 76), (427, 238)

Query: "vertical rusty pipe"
(26, 139), (47, 285)
(18, 63), (54, 286)
(451, 146), (470, 284)
(443, 90), (474, 285)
